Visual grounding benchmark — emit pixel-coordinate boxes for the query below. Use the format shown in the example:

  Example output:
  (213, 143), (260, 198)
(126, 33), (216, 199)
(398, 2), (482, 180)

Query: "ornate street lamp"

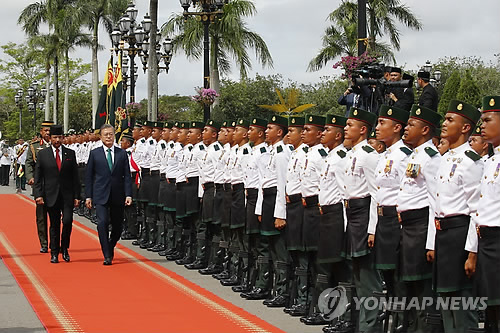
(179, 0), (228, 122)
(22, 82), (46, 130)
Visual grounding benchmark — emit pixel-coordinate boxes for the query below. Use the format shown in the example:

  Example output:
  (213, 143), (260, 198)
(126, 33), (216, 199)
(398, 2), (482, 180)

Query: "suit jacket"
(85, 145), (132, 206)
(418, 84), (439, 112)
(393, 87), (415, 111)
(34, 146), (80, 208)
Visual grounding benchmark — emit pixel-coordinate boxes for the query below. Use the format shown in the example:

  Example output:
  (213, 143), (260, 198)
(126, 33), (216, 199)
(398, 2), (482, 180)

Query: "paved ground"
(0, 181), (321, 333)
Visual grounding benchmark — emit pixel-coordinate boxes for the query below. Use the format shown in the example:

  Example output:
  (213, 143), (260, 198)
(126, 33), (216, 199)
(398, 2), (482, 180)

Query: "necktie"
(55, 148), (61, 171)
(107, 148), (113, 171)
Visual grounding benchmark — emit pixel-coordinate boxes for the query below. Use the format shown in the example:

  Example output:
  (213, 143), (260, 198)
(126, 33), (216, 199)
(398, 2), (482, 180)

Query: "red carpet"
(0, 194), (283, 333)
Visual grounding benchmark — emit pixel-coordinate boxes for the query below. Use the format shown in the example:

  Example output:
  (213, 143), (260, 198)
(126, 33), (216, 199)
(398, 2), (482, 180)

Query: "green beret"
(325, 114), (348, 128)
(250, 118), (268, 129)
(379, 105), (409, 124)
(221, 121), (229, 128)
(409, 104), (442, 128)
(348, 107), (377, 127)
(172, 121), (180, 128)
(179, 122), (190, 129)
(236, 119), (250, 129)
(288, 116), (305, 127)
(471, 122), (482, 136)
(268, 114), (288, 128)
(190, 121), (205, 129)
(482, 96), (500, 113)
(229, 120), (237, 128)
(434, 126), (441, 138)
(447, 100), (480, 124)
(121, 133), (134, 143)
(206, 119), (221, 131)
(369, 130), (376, 139)
(134, 122), (142, 128)
(153, 121), (164, 129)
(305, 114), (326, 128)
(143, 120), (155, 128)
(164, 122), (173, 129)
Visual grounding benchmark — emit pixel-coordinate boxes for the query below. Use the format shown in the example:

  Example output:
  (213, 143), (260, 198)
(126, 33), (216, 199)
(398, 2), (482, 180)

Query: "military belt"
(223, 183), (232, 191)
(476, 226), (500, 239)
(160, 173), (166, 178)
(377, 205), (397, 217)
(302, 195), (319, 208)
(215, 183), (224, 190)
(321, 202), (343, 214)
(232, 183), (244, 191)
(262, 186), (277, 196)
(397, 207), (428, 224)
(203, 182), (214, 190)
(150, 170), (160, 176)
(434, 215), (469, 231)
(344, 196), (370, 209)
(286, 193), (302, 204)
(141, 168), (151, 173)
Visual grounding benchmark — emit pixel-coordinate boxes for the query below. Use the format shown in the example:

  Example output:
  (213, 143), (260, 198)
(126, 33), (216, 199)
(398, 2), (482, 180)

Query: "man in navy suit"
(85, 124), (132, 265)
(34, 125), (80, 263)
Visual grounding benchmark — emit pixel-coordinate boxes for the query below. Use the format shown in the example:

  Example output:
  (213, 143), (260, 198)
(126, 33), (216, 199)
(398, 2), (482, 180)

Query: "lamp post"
(24, 82), (46, 131)
(14, 89), (23, 136)
(179, 0), (227, 122)
(420, 60), (442, 88)
(140, 35), (173, 74)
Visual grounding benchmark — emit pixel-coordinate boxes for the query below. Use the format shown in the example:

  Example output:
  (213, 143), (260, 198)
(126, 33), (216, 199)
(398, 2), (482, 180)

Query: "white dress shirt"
(301, 143), (328, 198)
(286, 143), (307, 196)
(319, 144), (347, 206)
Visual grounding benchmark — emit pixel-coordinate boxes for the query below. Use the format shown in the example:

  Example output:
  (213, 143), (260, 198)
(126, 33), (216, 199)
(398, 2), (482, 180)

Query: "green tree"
(456, 71), (482, 108)
(437, 71), (461, 116)
(162, 0), (273, 101)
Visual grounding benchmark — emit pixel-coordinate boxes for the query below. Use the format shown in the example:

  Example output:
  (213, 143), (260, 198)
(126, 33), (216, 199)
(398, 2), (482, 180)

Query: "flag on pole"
(109, 54), (128, 141)
(95, 59), (115, 130)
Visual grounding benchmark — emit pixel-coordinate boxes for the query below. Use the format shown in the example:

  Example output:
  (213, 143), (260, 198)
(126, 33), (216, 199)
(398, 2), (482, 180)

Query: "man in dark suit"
(387, 67), (415, 111)
(34, 125), (80, 263)
(85, 124), (132, 265)
(417, 70), (439, 111)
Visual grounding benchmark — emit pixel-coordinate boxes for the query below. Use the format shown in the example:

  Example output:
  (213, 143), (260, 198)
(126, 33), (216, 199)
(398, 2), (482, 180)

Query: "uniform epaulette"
(161, 143), (166, 149)
(337, 150), (346, 158)
(465, 150), (481, 161)
(149, 139), (154, 145)
(362, 145), (375, 153)
(214, 144), (220, 151)
(260, 147), (266, 154)
(302, 146), (309, 153)
(199, 145), (205, 151)
(188, 146), (193, 152)
(288, 145), (294, 151)
(127, 151), (131, 156)
(243, 148), (249, 155)
(170, 143), (174, 148)
(318, 148), (327, 157)
(277, 145), (283, 153)
(424, 146), (438, 157)
(400, 146), (412, 156)
(141, 138), (146, 143)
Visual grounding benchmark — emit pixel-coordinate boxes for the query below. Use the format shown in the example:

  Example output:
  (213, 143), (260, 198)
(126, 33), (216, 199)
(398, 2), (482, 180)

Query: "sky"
(1, 0), (499, 102)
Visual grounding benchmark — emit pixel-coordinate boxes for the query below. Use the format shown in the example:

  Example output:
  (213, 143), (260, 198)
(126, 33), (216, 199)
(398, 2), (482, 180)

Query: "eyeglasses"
(102, 132), (115, 137)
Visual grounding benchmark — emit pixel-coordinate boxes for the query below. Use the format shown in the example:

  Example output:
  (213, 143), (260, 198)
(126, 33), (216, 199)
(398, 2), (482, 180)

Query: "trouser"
(379, 268), (406, 331)
(290, 250), (309, 305)
(268, 233), (289, 295)
(229, 227), (246, 273)
(47, 196), (73, 254)
(0, 165), (10, 185)
(248, 233), (261, 288)
(165, 211), (176, 250)
(254, 235), (270, 289)
(439, 288), (478, 333)
(155, 209), (166, 246)
(96, 203), (124, 259)
(15, 164), (26, 190)
(352, 252), (383, 333)
(124, 203), (138, 237)
(404, 278), (438, 333)
(35, 202), (48, 248)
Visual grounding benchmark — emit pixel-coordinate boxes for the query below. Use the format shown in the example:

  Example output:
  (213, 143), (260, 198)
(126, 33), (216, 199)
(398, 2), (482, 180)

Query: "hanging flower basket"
(191, 87), (219, 107)
(333, 52), (379, 80)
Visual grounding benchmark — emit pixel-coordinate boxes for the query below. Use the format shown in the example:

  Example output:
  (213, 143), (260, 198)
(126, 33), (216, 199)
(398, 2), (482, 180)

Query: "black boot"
(213, 241), (231, 280)
(176, 229), (196, 265)
(264, 260), (289, 307)
(199, 237), (223, 275)
(132, 215), (146, 246)
(166, 226), (185, 260)
(232, 252), (251, 293)
(185, 238), (208, 270)
(220, 246), (240, 286)
(301, 274), (330, 325)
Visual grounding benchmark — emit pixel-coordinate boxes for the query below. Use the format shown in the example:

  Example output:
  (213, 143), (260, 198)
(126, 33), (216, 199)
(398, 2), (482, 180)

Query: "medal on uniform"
(304, 159), (309, 170)
(351, 157), (357, 172)
(449, 164), (457, 178)
(406, 163), (420, 178)
(324, 164), (330, 178)
(384, 160), (393, 174)
(293, 158), (298, 170)
(494, 163), (500, 178)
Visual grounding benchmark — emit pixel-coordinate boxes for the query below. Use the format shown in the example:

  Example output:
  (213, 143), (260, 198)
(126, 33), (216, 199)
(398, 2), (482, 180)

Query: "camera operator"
(387, 67), (414, 111)
(338, 84), (358, 117)
(417, 71), (439, 111)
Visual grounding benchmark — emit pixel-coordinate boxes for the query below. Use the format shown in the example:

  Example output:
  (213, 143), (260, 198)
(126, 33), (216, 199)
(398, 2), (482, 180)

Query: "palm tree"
(77, 0), (127, 127)
(258, 88), (316, 116)
(162, 0), (273, 101)
(309, 0), (421, 71)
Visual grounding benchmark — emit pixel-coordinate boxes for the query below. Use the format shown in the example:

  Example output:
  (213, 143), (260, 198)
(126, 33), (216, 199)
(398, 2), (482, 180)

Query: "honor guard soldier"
(343, 107), (383, 332)
(370, 105), (410, 313)
(469, 122), (490, 161)
(132, 121), (155, 247)
(26, 120), (54, 253)
(432, 100), (482, 332)
(160, 122), (182, 257)
(397, 104), (442, 332)
(283, 116), (307, 312)
(298, 115), (329, 318)
(192, 120), (223, 269)
(176, 121), (205, 263)
(465, 96), (500, 333)
(142, 121), (163, 250)
(310, 114), (350, 328)
(125, 123), (142, 240)
(221, 119), (252, 287)
(244, 115), (291, 302)
(120, 132), (137, 239)
(235, 117), (268, 295)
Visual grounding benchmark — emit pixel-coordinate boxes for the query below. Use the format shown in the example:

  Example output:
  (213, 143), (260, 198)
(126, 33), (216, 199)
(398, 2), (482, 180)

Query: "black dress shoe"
(199, 264), (223, 275)
(166, 251), (184, 261)
(175, 255), (195, 265)
(163, 248), (177, 256)
(289, 303), (308, 317)
(242, 287), (270, 300)
(213, 270), (230, 280)
(121, 233), (137, 240)
(220, 275), (239, 286)
(131, 240), (142, 246)
(103, 258), (112, 265)
(301, 312), (329, 325)
(232, 283), (252, 293)
(40, 247), (48, 253)
(151, 244), (165, 252)
(50, 254), (59, 263)
(62, 249), (70, 262)
(185, 260), (207, 270)
(264, 294), (288, 308)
